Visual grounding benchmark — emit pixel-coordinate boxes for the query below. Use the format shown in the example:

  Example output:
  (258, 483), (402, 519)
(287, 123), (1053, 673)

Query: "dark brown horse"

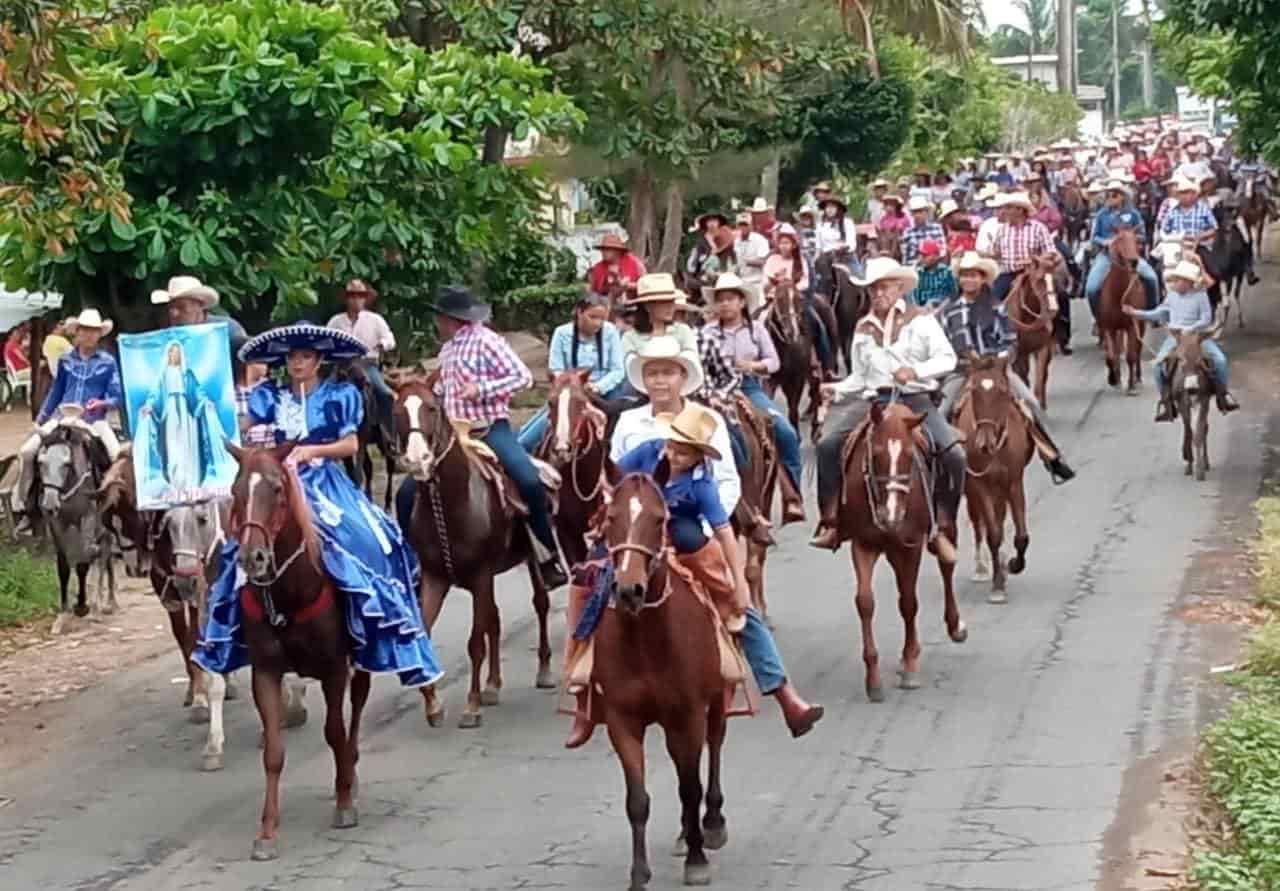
(535, 369), (608, 570)
(1004, 252), (1059, 409)
(1240, 174), (1268, 262)
(1097, 228), (1146, 393)
(1060, 182), (1090, 250)
(395, 380), (554, 729)
(225, 441), (370, 861)
(591, 473), (729, 890)
(340, 362), (397, 511)
(720, 394), (780, 625)
(954, 357), (1035, 602)
(834, 401), (967, 700)
(762, 278), (821, 437)
(1164, 330), (1216, 481)
(815, 253), (868, 374)
(875, 227), (903, 262)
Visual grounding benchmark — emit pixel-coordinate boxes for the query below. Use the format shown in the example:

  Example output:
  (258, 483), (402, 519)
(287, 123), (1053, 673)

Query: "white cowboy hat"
(1164, 259), (1204, 286)
(954, 252), (999, 283)
(1103, 179), (1132, 197)
(658, 402), (723, 461)
(870, 177), (891, 189)
(625, 336), (704, 397)
(748, 197), (772, 213)
(711, 272), (749, 299)
(1171, 177), (1201, 194)
(628, 273), (681, 304)
(937, 199), (961, 219)
(150, 275), (219, 308)
(975, 183), (1000, 202)
(1085, 181), (1107, 195)
(998, 191), (1035, 212)
(906, 195), (932, 213)
(65, 308), (114, 336)
(853, 256), (919, 291)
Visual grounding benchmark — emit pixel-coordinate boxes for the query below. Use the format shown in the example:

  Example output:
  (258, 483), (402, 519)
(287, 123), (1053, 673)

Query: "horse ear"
(869, 401), (884, 425)
(273, 440), (297, 463)
(574, 367), (592, 385)
(224, 438), (245, 463)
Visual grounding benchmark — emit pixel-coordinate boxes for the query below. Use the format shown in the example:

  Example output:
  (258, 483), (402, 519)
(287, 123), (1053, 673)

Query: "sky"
(979, 0), (1146, 34)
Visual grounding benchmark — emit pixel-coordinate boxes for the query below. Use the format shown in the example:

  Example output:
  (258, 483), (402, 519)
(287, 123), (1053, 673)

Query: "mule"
(834, 400), (967, 700)
(954, 357), (1035, 602)
(225, 441), (369, 861)
(763, 279), (821, 438)
(1165, 331), (1215, 481)
(592, 474), (729, 890)
(1096, 229), (1146, 394)
(395, 381), (555, 729)
(1004, 253), (1059, 410)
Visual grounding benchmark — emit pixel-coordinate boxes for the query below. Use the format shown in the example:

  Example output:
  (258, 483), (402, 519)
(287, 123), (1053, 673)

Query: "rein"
(234, 471), (324, 629)
(859, 416), (933, 537)
(560, 407), (607, 504)
(964, 416), (1010, 478)
(1006, 273), (1055, 333)
(607, 542), (674, 612)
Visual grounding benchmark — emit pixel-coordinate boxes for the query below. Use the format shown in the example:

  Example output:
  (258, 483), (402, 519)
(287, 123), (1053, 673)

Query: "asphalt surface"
(1, 293), (1276, 891)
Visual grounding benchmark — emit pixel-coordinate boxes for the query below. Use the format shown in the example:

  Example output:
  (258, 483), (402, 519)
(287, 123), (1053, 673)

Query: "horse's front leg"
(478, 575), (503, 706)
(702, 700), (728, 851)
(851, 542), (883, 702)
(201, 671), (226, 772)
(886, 545), (923, 689)
(1181, 397), (1194, 476)
(666, 714), (710, 887)
(1008, 475), (1031, 576)
(1036, 348), (1051, 411)
(606, 713), (651, 891)
(418, 573), (449, 727)
(1195, 395), (1211, 481)
(322, 666), (358, 830)
(74, 562), (89, 618)
(529, 564), (555, 690)
(458, 591), (487, 728)
(966, 488), (991, 583)
(250, 668), (286, 861)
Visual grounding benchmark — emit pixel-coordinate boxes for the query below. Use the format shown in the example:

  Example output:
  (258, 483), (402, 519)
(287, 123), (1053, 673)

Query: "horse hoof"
(226, 679), (241, 701)
(1008, 556), (1026, 575)
(898, 671), (922, 690)
(284, 706), (309, 729)
(200, 753), (224, 772)
(631, 864), (653, 889)
(684, 862), (712, 886)
(703, 824), (728, 851)
(426, 707), (446, 728)
(672, 834), (688, 857)
(866, 684), (885, 703)
(188, 705), (210, 724)
(950, 622), (969, 644)
(73, 604), (89, 618)
(1184, 464), (1193, 476)
(457, 710), (483, 729)
(251, 838), (279, 861)
(534, 668), (556, 690)
(182, 689), (194, 708)
(987, 590), (1008, 605)
(480, 688), (501, 707)
(332, 806), (359, 830)
(971, 565), (992, 583)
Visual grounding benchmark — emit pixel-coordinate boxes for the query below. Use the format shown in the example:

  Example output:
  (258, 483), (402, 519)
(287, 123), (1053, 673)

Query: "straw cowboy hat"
(997, 191), (1035, 212)
(150, 275), (218, 308)
(659, 402), (723, 462)
(711, 272), (749, 299)
(428, 284), (493, 323)
(343, 278), (378, 301)
(817, 195), (848, 213)
(1171, 177), (1201, 194)
(870, 177), (891, 189)
(813, 181), (833, 193)
(1085, 181), (1107, 195)
(65, 308), (114, 336)
(239, 322), (367, 368)
(955, 252), (999, 283)
(881, 193), (904, 207)
(628, 273), (682, 305)
(853, 256), (919, 291)
(937, 199), (962, 220)
(748, 197), (772, 213)
(1103, 179), (1132, 197)
(773, 222), (800, 243)
(625, 336), (704, 397)
(690, 211), (731, 233)
(1164, 259), (1204, 286)
(975, 183), (1000, 203)
(906, 195), (932, 213)
(596, 232), (629, 252)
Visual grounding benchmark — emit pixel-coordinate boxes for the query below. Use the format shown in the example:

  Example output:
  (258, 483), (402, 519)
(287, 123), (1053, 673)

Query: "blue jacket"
(1091, 206), (1145, 248)
(38, 349), (122, 424)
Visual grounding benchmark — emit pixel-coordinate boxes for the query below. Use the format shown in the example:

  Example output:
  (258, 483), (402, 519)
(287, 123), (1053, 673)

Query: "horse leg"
(668, 716), (710, 887)
(419, 574), (449, 727)
(180, 605), (212, 725)
(884, 546), (922, 689)
(458, 593), (486, 728)
(1036, 347), (1051, 411)
(250, 669), (285, 860)
(383, 450), (395, 513)
(479, 577), (502, 706)
(982, 490), (1008, 602)
(1008, 476), (1030, 576)
(530, 566), (555, 690)
(967, 492), (991, 583)
(201, 671), (227, 772)
(348, 669), (371, 787)
(321, 667), (358, 830)
(1126, 329), (1142, 394)
(361, 445), (374, 502)
(1104, 331), (1120, 388)
(851, 542), (883, 702)
(1181, 397), (1194, 476)
(606, 714), (651, 891)
(702, 700), (728, 851)
(1195, 395), (1211, 481)
(74, 562), (89, 617)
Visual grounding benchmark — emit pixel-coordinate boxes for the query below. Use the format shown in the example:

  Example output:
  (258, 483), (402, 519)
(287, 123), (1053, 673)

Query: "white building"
(991, 54), (1108, 142)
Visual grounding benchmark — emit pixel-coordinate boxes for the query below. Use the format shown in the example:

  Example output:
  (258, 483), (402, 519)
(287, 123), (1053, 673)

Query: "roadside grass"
(1192, 496), (1280, 890)
(0, 546), (60, 627)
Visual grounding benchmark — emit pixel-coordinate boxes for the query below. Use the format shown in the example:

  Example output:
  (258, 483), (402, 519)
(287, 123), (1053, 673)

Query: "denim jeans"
(1153, 334), (1229, 395)
(805, 303), (835, 371)
(363, 363), (395, 414)
(517, 382), (628, 453)
(741, 377), (802, 489)
(1085, 253), (1159, 314)
(739, 607), (786, 694)
(669, 515), (709, 554)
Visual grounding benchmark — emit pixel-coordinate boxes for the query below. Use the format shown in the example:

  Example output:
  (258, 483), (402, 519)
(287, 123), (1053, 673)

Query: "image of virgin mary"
(134, 341), (235, 501)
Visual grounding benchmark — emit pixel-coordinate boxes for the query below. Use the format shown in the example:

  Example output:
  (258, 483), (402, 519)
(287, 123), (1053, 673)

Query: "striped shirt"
(993, 220), (1055, 274)
(1159, 202), (1217, 239)
(901, 222), (946, 266)
(435, 322), (532, 424)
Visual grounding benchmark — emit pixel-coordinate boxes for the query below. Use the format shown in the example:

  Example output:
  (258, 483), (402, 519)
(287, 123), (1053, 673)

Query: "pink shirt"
(762, 254), (809, 301)
(435, 323), (532, 425)
(327, 310), (395, 358)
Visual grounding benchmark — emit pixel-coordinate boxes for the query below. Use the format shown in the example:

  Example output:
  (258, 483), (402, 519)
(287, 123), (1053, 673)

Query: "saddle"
(722, 393), (778, 545)
(449, 418), (561, 517)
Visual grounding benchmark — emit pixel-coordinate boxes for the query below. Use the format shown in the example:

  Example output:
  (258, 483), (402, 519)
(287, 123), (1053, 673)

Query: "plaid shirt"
(237, 385), (278, 446)
(1159, 201), (1217, 239)
(901, 222), (946, 266)
(910, 264), (957, 307)
(993, 219), (1054, 274)
(435, 322), (532, 424)
(691, 327), (740, 404)
(936, 293), (1015, 362)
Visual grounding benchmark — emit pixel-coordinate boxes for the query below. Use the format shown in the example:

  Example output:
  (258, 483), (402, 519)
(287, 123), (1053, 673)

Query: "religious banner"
(119, 321), (240, 510)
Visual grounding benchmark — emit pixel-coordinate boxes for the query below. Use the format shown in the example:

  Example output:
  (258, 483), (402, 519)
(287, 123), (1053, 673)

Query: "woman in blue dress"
(195, 323), (443, 688)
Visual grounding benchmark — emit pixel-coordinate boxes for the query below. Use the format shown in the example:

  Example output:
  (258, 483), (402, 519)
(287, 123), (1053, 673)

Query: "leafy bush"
(0, 548), (60, 627)
(490, 284), (585, 337)
(486, 231), (578, 298)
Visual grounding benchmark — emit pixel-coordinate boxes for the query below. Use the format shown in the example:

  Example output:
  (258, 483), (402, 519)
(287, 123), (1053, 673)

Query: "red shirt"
(1132, 160), (1153, 182)
(588, 254), (647, 296)
(945, 229), (976, 256)
(3, 336), (28, 372)
(1149, 155), (1171, 180)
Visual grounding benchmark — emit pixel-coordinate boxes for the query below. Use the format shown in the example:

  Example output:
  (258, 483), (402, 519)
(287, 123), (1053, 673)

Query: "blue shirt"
(1091, 206), (1145, 247)
(247, 377), (362, 446)
(1131, 288), (1212, 332)
(614, 438), (730, 531)
(548, 320), (624, 395)
(38, 348), (122, 424)
(910, 264), (957, 307)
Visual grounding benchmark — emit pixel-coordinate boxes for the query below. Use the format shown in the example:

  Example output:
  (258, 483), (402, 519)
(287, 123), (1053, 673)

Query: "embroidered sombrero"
(238, 323), (368, 367)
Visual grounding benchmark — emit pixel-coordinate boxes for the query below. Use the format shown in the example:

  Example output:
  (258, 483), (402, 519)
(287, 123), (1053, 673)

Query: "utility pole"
(1056, 0), (1075, 95)
(1139, 0), (1155, 108)
(1111, 0), (1122, 124)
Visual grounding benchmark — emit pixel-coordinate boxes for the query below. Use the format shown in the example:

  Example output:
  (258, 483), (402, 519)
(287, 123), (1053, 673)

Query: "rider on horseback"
(810, 258), (966, 556)
(13, 310), (123, 535)
(1122, 260), (1239, 421)
(1085, 182), (1160, 315)
(936, 253), (1076, 484)
(326, 279), (398, 426)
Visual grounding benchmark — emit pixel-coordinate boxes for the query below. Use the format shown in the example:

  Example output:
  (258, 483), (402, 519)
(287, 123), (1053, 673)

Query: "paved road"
(1, 297), (1276, 891)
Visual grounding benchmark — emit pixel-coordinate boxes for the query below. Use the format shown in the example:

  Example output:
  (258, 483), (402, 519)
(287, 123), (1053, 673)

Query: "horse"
(814, 253), (868, 375)
(224, 441), (370, 861)
(535, 369), (609, 570)
(96, 451), (152, 580)
(1003, 252), (1059, 409)
(1207, 201), (1256, 329)
(1060, 182), (1090, 251)
(1240, 173), (1268, 262)
(719, 394), (780, 626)
(762, 278), (821, 437)
(395, 381), (555, 728)
(834, 398), (967, 701)
(1164, 330), (1216, 481)
(875, 227), (903, 262)
(1096, 228), (1146, 394)
(339, 362), (397, 511)
(34, 424), (118, 627)
(591, 473), (729, 890)
(953, 357), (1035, 602)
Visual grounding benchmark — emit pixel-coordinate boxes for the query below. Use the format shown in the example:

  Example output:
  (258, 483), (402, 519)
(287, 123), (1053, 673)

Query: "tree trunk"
(1056, 0), (1075, 95)
(760, 149), (781, 210)
(846, 1), (880, 80)
(482, 126), (509, 166)
(656, 180), (686, 274)
(1111, 0), (1121, 123)
(627, 171), (659, 268)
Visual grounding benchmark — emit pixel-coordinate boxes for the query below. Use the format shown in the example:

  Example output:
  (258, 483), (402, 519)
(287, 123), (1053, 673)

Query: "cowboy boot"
(1215, 382), (1241, 414)
(778, 469), (806, 525)
(809, 500), (841, 551)
(1154, 399), (1174, 422)
(773, 682), (825, 738)
(564, 689), (595, 749)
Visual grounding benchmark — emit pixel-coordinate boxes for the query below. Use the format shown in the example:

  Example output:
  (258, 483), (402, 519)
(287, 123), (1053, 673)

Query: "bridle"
(964, 376), (1012, 479)
(39, 437), (95, 511)
(860, 400), (933, 536)
(1006, 266), (1056, 333)
(554, 396), (607, 504)
(604, 477), (673, 611)
(234, 469), (310, 627)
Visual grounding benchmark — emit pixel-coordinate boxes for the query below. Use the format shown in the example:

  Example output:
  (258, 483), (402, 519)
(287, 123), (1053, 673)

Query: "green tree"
(835, 0), (977, 77)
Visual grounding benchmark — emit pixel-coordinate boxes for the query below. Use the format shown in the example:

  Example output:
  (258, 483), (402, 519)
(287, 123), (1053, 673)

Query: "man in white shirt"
(811, 258), (965, 554)
(975, 192), (1006, 254)
(732, 212), (771, 312)
(327, 278), (397, 418)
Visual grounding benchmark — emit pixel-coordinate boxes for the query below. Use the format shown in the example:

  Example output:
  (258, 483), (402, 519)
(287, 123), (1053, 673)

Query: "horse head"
(864, 401), (924, 534)
(36, 428), (96, 518)
(546, 369), (606, 465)
(1171, 329), (1214, 394)
(966, 355), (1013, 454)
(394, 380), (453, 481)
(157, 501), (224, 603)
(225, 440), (318, 587)
(602, 473), (668, 616)
(95, 453), (151, 578)
(1110, 228), (1141, 268)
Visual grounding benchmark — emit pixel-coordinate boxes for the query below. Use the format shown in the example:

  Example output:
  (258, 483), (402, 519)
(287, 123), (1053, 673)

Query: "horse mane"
(241, 448), (323, 573)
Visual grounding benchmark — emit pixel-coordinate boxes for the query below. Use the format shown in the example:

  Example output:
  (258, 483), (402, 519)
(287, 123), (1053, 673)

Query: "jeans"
(741, 377), (802, 489)
(1085, 253), (1159, 315)
(15, 418), (121, 512)
(363, 363), (395, 422)
(739, 607), (787, 694)
(805, 303), (835, 372)
(669, 515), (709, 554)
(517, 382), (628, 453)
(1153, 335), (1230, 395)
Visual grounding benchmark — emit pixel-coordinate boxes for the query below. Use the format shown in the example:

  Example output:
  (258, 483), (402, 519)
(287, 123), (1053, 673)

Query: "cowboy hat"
(628, 273), (681, 304)
(955, 252), (999, 283)
(735, 212), (752, 226)
(1171, 177), (1201, 193)
(1104, 179), (1132, 197)
(881, 193), (904, 206)
(998, 191), (1035, 212)
(343, 278), (378, 301)
(625, 336), (704, 397)
(238, 323), (367, 368)
(660, 403), (723, 462)
(428, 284), (493, 323)
(711, 272), (749, 299)
(853, 256), (919, 290)
(1085, 181), (1107, 195)
(690, 212), (731, 233)
(937, 199), (961, 220)
(748, 197), (772, 214)
(817, 196), (848, 213)
(870, 177), (891, 189)
(65, 308), (114, 336)
(812, 181), (833, 193)
(1164, 259), (1204, 286)
(773, 223), (799, 243)
(975, 183), (1000, 202)
(906, 195), (932, 212)
(596, 232), (629, 252)
(796, 204), (819, 220)
(150, 275), (218, 309)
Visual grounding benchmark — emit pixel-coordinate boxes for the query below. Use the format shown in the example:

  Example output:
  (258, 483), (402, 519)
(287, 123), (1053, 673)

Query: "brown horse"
(536, 369), (609, 569)
(1164, 331), (1216, 481)
(875, 227), (903, 262)
(954, 357), (1035, 603)
(395, 381), (554, 728)
(1240, 173), (1268, 262)
(1096, 228), (1146, 393)
(763, 278), (821, 437)
(1060, 182), (1090, 250)
(835, 400), (967, 700)
(1004, 252), (1059, 409)
(592, 473), (729, 889)
(720, 394), (780, 625)
(225, 441), (370, 861)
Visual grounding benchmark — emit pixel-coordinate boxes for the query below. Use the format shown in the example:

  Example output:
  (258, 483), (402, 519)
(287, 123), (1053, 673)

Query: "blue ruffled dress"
(193, 378), (443, 688)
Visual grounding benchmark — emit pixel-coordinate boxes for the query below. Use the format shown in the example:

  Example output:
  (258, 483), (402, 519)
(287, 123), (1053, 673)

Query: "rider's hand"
(893, 367), (918, 385)
(1121, 305), (1137, 316)
(459, 382), (480, 400)
(290, 445), (315, 465)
